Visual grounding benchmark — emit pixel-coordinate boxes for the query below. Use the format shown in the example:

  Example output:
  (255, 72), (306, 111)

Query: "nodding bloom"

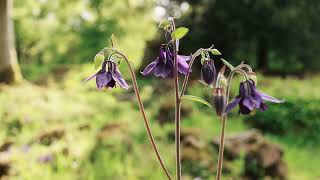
(83, 60), (129, 89)
(226, 80), (284, 115)
(201, 59), (216, 85)
(141, 44), (191, 78)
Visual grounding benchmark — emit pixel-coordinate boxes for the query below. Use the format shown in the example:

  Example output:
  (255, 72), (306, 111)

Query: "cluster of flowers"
(85, 43), (283, 116)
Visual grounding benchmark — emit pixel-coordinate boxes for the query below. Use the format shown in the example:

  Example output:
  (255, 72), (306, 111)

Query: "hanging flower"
(83, 60), (129, 89)
(201, 59), (216, 85)
(141, 44), (191, 78)
(226, 80), (284, 115)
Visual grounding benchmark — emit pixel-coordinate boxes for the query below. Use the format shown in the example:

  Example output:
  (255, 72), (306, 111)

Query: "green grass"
(0, 65), (319, 179)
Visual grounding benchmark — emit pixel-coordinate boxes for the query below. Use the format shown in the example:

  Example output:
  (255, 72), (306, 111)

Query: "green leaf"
(181, 95), (212, 108)
(159, 20), (171, 30)
(172, 27), (189, 40)
(221, 58), (234, 70)
(94, 54), (105, 69)
(210, 49), (222, 55)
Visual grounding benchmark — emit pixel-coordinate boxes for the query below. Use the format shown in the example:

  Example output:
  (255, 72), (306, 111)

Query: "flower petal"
(96, 71), (111, 89)
(177, 57), (190, 75)
(112, 68), (129, 89)
(178, 55), (191, 61)
(82, 72), (97, 84)
(141, 58), (159, 76)
(226, 96), (242, 113)
(239, 103), (252, 114)
(153, 61), (173, 78)
(107, 79), (116, 88)
(259, 102), (268, 112)
(258, 91), (285, 103)
(242, 94), (261, 110)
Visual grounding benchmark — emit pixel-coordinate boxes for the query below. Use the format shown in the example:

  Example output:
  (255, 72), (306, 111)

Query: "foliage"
(247, 98), (320, 141)
(163, 0), (320, 73)
(0, 68), (319, 179)
(13, 0), (156, 69)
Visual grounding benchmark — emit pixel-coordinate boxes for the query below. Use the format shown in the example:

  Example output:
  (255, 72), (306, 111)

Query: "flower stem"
(173, 37), (182, 180)
(115, 50), (172, 180)
(215, 67), (248, 180)
(169, 19), (182, 180)
(216, 113), (227, 180)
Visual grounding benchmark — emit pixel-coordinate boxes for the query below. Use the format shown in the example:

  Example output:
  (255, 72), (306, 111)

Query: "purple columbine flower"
(226, 80), (284, 115)
(84, 60), (129, 89)
(141, 44), (191, 78)
(201, 59), (216, 85)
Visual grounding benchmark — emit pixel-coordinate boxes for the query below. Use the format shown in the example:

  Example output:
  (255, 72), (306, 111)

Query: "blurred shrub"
(247, 98), (320, 141)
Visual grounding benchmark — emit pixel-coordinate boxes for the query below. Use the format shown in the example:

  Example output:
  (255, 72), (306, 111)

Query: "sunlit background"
(0, 0), (319, 179)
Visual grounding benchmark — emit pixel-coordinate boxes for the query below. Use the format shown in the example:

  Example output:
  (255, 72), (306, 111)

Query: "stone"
(36, 128), (65, 145)
(212, 130), (287, 179)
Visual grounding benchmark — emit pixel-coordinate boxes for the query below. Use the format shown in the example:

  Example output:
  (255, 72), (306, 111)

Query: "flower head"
(141, 44), (191, 78)
(201, 59), (216, 85)
(84, 60), (129, 89)
(226, 80), (284, 115)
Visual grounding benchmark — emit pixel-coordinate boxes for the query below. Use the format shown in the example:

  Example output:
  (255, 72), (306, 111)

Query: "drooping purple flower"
(141, 44), (191, 78)
(201, 59), (216, 85)
(226, 80), (284, 115)
(83, 60), (129, 89)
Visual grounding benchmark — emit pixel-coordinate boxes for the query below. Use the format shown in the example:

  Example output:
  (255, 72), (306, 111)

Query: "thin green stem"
(115, 50), (172, 180)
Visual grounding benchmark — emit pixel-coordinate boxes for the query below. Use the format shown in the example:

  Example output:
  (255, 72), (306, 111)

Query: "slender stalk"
(216, 113), (227, 180)
(171, 29), (182, 180)
(215, 67), (248, 180)
(115, 50), (172, 180)
(173, 41), (182, 180)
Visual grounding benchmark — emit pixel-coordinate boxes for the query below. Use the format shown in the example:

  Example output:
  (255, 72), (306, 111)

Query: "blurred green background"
(0, 0), (319, 179)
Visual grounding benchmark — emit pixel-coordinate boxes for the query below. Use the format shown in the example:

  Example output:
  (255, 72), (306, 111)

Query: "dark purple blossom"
(226, 80), (284, 115)
(201, 59), (216, 85)
(84, 61), (129, 89)
(141, 44), (191, 78)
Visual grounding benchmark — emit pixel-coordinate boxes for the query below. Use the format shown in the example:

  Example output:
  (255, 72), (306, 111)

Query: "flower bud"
(248, 72), (257, 86)
(212, 88), (227, 116)
(201, 60), (216, 85)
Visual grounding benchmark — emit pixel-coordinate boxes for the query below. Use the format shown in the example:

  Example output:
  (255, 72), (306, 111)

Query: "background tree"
(149, 0), (320, 75)
(0, 0), (22, 83)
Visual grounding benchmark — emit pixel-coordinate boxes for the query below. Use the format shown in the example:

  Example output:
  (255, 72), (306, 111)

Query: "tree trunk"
(257, 37), (268, 72)
(0, 0), (22, 84)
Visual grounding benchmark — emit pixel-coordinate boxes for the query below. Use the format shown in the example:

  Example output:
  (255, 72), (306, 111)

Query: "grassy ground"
(0, 64), (319, 179)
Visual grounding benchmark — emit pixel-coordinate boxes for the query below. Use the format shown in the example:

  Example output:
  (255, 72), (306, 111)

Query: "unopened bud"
(248, 72), (257, 86)
(212, 88), (227, 116)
